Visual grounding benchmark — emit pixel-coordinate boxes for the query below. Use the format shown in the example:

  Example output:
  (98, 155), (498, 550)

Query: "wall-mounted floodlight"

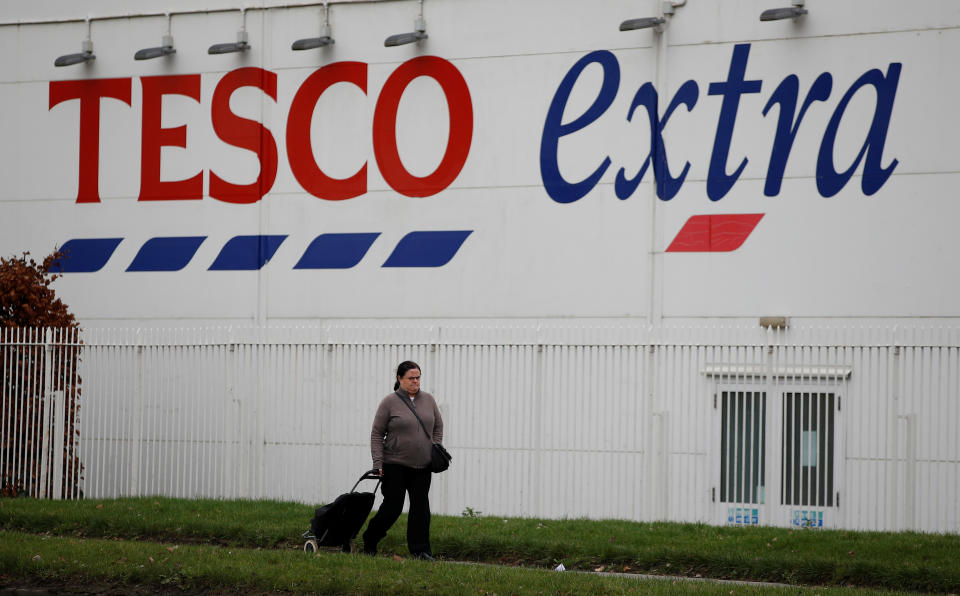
(619, 1), (686, 32)
(135, 35), (175, 59)
(209, 30), (249, 54)
(619, 17), (666, 31)
(55, 17), (95, 66)
(385, 0), (427, 47)
(760, 0), (807, 21)
(292, 1), (334, 50)
(209, 9), (250, 54)
(135, 14), (175, 60)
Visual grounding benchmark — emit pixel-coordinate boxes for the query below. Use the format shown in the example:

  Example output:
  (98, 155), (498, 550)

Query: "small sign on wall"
(792, 510), (824, 528)
(728, 507), (760, 525)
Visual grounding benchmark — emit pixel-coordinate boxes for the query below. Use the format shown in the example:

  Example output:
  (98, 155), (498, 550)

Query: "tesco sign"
(49, 55), (473, 204)
(49, 43), (902, 212)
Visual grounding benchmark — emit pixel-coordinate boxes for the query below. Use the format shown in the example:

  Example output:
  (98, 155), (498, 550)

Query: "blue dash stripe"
(49, 238), (123, 273)
(209, 235), (287, 271)
(127, 236), (207, 272)
(294, 233), (380, 269)
(382, 230), (472, 268)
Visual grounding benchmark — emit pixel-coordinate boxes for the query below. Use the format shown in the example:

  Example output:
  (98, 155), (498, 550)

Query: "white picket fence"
(2, 324), (958, 533)
(0, 327), (82, 499)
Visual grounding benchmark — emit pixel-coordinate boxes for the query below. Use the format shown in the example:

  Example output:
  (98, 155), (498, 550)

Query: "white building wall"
(1, 0), (959, 325)
(1, 1), (959, 532)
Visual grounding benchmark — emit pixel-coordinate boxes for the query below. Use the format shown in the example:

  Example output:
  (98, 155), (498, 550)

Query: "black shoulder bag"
(396, 393), (452, 473)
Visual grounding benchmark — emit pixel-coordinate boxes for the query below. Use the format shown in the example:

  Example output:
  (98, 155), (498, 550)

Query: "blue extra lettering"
(762, 73), (832, 196)
(540, 44), (902, 204)
(816, 63), (902, 197)
(540, 50), (620, 204)
(615, 80), (699, 201)
(707, 43), (763, 201)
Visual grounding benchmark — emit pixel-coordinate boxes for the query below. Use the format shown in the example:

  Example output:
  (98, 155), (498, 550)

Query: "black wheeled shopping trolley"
(302, 469), (381, 553)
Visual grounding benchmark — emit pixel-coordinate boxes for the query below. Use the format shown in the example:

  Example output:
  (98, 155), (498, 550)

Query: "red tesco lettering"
(48, 56), (473, 204)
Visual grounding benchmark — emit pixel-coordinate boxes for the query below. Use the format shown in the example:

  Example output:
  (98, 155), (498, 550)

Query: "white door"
(770, 389), (842, 529)
(714, 384), (842, 529)
(714, 387), (768, 527)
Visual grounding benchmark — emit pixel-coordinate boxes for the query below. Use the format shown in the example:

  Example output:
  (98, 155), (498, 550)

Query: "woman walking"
(362, 361), (443, 560)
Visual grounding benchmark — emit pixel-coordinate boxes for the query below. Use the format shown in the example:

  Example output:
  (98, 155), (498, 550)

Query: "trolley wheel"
(303, 538), (318, 553)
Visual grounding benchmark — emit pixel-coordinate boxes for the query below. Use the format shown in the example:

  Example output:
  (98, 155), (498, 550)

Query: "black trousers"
(362, 464), (432, 555)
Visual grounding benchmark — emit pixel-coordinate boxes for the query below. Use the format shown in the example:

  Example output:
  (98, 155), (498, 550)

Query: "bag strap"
(395, 392), (432, 440)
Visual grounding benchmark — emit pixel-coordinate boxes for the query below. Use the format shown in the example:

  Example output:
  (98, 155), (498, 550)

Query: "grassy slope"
(0, 531), (921, 596)
(0, 497), (957, 593)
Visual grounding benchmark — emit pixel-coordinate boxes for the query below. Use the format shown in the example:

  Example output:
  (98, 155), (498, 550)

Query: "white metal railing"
(1, 324), (958, 533)
(0, 327), (82, 499)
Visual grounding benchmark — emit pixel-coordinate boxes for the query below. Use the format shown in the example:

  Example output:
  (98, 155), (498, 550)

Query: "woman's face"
(398, 368), (421, 395)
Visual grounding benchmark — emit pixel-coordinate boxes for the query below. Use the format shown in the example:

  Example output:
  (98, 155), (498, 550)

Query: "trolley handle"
(361, 468), (382, 480)
(350, 469), (383, 493)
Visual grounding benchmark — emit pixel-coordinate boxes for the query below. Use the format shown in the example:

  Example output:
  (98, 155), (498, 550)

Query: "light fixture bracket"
(292, 20), (334, 50)
(385, 0), (428, 47)
(55, 18), (96, 67)
(760, 0), (807, 22)
(135, 34), (176, 60)
(619, 17), (666, 31)
(209, 10), (251, 55)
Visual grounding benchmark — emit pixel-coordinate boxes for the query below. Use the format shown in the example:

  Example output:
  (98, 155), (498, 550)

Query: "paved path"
(447, 558), (795, 589)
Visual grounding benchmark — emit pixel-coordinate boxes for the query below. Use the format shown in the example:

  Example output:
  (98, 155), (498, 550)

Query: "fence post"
(898, 412), (917, 530)
(763, 329), (777, 524)
(890, 342), (900, 530)
(534, 336), (545, 516)
(51, 389), (65, 499)
(38, 328), (53, 498)
(655, 409), (669, 520)
(645, 342), (656, 520)
(131, 330), (143, 497)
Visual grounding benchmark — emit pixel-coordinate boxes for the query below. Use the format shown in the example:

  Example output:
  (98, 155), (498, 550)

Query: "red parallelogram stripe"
(666, 213), (765, 252)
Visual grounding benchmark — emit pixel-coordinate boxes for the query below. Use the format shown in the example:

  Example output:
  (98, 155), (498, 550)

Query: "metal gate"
(717, 389), (767, 526)
(715, 382), (842, 529)
(781, 391), (838, 527)
(0, 328), (82, 499)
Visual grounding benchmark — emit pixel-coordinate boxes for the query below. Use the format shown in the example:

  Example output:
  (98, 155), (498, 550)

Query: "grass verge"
(0, 531), (923, 595)
(1, 497), (957, 593)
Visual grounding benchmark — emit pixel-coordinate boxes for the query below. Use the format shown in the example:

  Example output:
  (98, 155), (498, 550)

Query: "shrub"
(0, 251), (82, 498)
